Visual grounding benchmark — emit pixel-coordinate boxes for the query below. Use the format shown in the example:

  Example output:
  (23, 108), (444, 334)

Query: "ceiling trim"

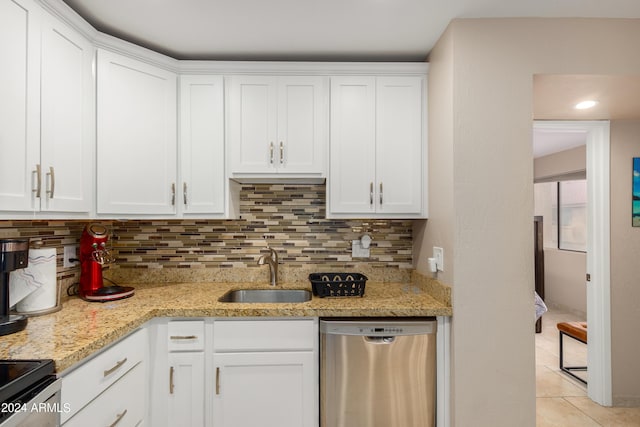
(178, 60), (429, 75)
(38, 0), (429, 75)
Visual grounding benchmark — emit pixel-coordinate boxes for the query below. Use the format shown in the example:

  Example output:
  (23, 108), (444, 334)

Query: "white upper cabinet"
(0, 0), (93, 214)
(329, 75), (427, 218)
(96, 49), (177, 215)
(375, 76), (424, 215)
(179, 75), (225, 216)
(40, 14), (94, 213)
(329, 77), (377, 214)
(0, 0), (41, 212)
(228, 76), (326, 178)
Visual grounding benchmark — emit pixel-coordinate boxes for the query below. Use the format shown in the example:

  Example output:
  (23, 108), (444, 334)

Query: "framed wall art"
(634, 157), (640, 227)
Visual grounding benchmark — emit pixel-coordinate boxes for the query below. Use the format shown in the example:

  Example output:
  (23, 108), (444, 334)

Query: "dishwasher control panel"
(320, 319), (436, 336)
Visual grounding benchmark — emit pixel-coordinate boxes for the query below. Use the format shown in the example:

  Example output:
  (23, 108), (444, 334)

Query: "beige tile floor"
(536, 309), (640, 426)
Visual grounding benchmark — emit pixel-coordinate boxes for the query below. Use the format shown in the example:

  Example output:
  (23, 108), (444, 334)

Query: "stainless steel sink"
(218, 289), (312, 303)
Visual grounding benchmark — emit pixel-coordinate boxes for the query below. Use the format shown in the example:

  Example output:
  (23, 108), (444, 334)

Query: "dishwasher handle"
(364, 336), (396, 344)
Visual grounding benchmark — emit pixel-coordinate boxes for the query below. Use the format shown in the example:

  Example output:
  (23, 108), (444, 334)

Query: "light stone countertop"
(0, 281), (451, 373)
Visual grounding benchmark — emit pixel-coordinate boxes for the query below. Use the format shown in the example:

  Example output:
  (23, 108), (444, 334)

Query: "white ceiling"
(532, 74), (640, 158)
(532, 129), (586, 158)
(62, 0), (640, 61)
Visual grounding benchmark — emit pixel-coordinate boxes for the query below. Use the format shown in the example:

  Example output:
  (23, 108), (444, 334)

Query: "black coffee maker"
(0, 239), (30, 336)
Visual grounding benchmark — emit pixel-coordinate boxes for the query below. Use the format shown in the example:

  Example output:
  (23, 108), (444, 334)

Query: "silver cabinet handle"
(169, 335), (197, 340)
(369, 182), (373, 206)
(379, 182), (383, 205)
(32, 164), (41, 198)
(216, 367), (220, 395)
(103, 358), (127, 377)
(279, 141), (284, 164)
(171, 183), (176, 206)
(108, 409), (127, 427)
(183, 182), (188, 205)
(269, 142), (274, 164)
(46, 166), (55, 199)
(169, 366), (175, 394)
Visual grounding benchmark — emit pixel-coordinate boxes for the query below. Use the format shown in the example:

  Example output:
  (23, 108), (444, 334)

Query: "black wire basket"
(308, 273), (367, 298)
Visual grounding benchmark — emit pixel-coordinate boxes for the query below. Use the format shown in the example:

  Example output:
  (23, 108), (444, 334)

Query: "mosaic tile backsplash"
(0, 184), (413, 285)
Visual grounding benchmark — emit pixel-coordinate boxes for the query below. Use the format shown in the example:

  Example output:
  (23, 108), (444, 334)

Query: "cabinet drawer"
(168, 320), (205, 351)
(213, 319), (316, 352)
(61, 328), (148, 423)
(63, 361), (146, 427)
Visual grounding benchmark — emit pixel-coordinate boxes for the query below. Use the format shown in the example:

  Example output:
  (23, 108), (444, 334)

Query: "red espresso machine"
(79, 224), (134, 302)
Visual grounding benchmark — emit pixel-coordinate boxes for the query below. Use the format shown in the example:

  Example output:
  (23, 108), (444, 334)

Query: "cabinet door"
(96, 49), (177, 215)
(0, 0), (41, 211)
(228, 76), (277, 174)
(276, 76), (326, 174)
(168, 352), (205, 427)
(375, 76), (424, 215)
(213, 352), (316, 427)
(329, 77), (376, 214)
(180, 75), (225, 215)
(40, 16), (94, 212)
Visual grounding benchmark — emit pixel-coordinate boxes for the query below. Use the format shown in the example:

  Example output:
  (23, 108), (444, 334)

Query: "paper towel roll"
(9, 248), (57, 312)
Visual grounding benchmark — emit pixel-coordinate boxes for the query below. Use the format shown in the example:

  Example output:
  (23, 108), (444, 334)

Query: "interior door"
(534, 215), (545, 333)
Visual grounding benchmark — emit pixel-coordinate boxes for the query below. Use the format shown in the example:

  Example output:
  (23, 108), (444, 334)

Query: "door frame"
(533, 120), (612, 406)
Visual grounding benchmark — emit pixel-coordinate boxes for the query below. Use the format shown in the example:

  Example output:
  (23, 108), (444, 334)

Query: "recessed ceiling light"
(575, 100), (598, 110)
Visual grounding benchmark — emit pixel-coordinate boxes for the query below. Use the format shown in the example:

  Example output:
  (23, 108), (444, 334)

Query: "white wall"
(543, 248), (587, 315)
(609, 119), (640, 406)
(422, 18), (640, 425)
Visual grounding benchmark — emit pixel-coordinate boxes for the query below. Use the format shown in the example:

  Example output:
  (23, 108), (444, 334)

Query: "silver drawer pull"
(269, 142), (274, 164)
(216, 367), (220, 395)
(183, 182), (188, 205)
(32, 164), (41, 198)
(279, 141), (284, 164)
(170, 335), (197, 340)
(103, 358), (127, 377)
(369, 182), (373, 205)
(46, 166), (55, 199)
(108, 409), (127, 427)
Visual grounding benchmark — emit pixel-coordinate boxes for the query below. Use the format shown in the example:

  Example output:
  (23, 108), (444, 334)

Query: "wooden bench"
(557, 321), (587, 385)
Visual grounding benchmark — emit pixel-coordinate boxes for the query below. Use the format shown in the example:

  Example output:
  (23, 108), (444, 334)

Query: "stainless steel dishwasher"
(320, 318), (436, 427)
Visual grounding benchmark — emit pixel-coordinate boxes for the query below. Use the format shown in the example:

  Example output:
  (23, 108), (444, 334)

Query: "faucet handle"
(267, 246), (278, 263)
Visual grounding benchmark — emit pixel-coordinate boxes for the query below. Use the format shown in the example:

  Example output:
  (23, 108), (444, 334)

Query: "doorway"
(533, 120), (611, 406)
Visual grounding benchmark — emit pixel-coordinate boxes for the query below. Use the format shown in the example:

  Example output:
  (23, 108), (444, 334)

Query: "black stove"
(0, 360), (56, 422)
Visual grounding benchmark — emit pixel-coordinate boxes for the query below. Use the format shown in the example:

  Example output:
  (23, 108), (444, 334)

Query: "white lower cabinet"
(63, 362), (146, 427)
(166, 320), (206, 427)
(61, 328), (148, 426)
(150, 318), (318, 427)
(168, 352), (205, 427)
(212, 351), (316, 427)
(212, 318), (318, 427)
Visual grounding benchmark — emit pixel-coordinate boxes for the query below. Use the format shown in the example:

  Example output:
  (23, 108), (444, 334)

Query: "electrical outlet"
(63, 245), (79, 268)
(433, 246), (444, 272)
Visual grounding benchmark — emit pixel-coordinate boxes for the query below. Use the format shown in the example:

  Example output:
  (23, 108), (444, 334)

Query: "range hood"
(230, 177), (326, 185)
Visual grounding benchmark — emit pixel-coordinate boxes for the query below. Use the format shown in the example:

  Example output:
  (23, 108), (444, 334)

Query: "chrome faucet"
(257, 246), (278, 286)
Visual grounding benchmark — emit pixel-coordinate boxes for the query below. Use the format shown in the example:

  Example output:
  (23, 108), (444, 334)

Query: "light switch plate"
(433, 246), (444, 272)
